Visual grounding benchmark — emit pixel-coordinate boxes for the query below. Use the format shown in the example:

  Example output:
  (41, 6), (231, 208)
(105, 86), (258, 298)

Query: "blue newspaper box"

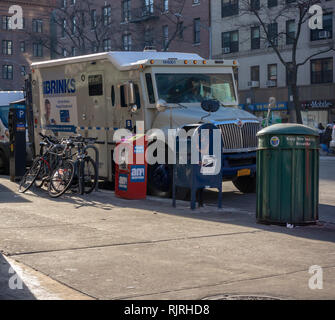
(172, 123), (223, 210)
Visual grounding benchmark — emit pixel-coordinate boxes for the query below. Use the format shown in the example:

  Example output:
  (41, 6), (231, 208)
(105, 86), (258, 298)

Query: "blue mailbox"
(172, 123), (223, 210)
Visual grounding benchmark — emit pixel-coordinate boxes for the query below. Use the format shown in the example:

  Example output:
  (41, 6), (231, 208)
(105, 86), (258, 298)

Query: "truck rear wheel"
(232, 176), (256, 193)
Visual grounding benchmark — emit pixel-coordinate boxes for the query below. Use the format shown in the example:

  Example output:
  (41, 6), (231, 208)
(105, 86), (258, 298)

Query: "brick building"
(52, 0), (210, 59)
(0, 0), (56, 91)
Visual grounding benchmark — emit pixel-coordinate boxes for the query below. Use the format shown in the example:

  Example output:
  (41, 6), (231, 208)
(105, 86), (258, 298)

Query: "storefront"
(240, 102), (289, 126)
(300, 100), (335, 128)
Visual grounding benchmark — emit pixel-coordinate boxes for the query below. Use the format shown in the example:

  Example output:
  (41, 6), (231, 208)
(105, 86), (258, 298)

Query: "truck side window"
(120, 85), (127, 107)
(88, 75), (103, 96)
(145, 73), (155, 104)
(111, 86), (115, 106)
(134, 84), (141, 109)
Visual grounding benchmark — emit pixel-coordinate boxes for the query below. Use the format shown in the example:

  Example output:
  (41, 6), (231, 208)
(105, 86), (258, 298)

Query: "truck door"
(83, 72), (108, 178)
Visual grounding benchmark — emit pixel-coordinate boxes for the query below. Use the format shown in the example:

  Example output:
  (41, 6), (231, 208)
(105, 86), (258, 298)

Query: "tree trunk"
(291, 83), (302, 124)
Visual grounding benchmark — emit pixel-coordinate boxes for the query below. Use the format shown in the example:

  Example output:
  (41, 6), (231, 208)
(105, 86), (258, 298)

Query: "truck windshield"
(155, 73), (237, 105)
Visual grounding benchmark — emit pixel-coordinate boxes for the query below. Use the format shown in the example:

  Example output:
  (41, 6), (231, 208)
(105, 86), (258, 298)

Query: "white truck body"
(31, 51), (260, 189)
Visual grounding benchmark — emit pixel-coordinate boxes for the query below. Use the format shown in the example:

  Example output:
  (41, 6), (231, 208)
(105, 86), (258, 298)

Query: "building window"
(221, 0), (239, 18)
(144, 0), (154, 14)
(286, 20), (295, 45)
(91, 10), (97, 29)
(21, 66), (26, 76)
(222, 30), (239, 54)
(311, 58), (333, 84)
(32, 19), (43, 33)
(33, 43), (43, 57)
(2, 65), (13, 80)
(62, 19), (67, 37)
(251, 26), (260, 50)
(162, 25), (169, 49)
(267, 64), (277, 86)
(162, 0), (169, 12)
(250, 66), (260, 82)
(62, 0), (67, 9)
(20, 41), (25, 53)
(144, 28), (154, 47)
(267, 0), (277, 8)
(2, 16), (12, 30)
(103, 39), (112, 51)
(2, 40), (13, 55)
(103, 5), (112, 26)
(71, 0), (76, 5)
(72, 16), (77, 34)
(251, 0), (260, 10)
(311, 12), (333, 41)
(72, 47), (77, 56)
(62, 48), (67, 57)
(122, 34), (132, 51)
(267, 22), (278, 46)
(193, 18), (201, 44)
(122, 0), (131, 22)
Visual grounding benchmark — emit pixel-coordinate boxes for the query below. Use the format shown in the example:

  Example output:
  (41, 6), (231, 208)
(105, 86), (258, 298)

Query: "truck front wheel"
(232, 175), (256, 193)
(147, 163), (172, 198)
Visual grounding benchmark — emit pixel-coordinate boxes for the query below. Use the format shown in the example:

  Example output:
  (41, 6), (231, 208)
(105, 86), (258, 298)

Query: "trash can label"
(270, 136), (280, 147)
(130, 165), (145, 182)
(118, 174), (128, 191)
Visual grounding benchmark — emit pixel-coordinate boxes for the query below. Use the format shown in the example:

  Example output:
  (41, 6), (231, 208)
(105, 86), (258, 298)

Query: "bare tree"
(238, 0), (334, 123)
(25, 0), (123, 57)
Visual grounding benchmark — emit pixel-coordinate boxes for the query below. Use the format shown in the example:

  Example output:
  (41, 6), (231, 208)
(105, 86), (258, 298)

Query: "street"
(0, 157), (334, 300)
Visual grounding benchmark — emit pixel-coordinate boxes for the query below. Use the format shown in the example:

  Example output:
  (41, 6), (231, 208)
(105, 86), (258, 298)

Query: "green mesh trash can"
(256, 124), (319, 225)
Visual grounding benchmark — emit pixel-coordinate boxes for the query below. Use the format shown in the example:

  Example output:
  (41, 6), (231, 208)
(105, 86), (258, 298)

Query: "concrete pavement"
(0, 158), (334, 300)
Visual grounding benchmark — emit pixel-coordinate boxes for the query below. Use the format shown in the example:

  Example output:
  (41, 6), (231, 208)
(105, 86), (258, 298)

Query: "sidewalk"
(0, 176), (334, 300)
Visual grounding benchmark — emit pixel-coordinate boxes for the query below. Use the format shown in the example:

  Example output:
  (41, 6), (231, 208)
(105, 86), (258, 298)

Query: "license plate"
(237, 169), (251, 177)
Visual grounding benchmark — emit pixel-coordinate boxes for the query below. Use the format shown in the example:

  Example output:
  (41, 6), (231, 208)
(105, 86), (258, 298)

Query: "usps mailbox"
(172, 123), (223, 210)
(115, 134), (147, 200)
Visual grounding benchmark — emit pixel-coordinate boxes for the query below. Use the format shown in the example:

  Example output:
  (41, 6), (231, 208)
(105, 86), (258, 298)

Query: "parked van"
(31, 51), (261, 195)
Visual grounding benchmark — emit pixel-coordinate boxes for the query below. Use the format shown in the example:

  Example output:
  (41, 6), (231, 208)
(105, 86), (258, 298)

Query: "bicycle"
(19, 133), (64, 193)
(48, 136), (98, 198)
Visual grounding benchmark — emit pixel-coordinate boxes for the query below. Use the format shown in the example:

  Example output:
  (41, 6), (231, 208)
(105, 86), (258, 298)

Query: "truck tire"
(232, 176), (256, 193)
(0, 150), (9, 175)
(147, 163), (172, 198)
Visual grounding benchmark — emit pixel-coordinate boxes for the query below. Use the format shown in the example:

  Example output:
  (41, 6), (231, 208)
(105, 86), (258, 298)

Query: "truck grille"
(218, 122), (260, 153)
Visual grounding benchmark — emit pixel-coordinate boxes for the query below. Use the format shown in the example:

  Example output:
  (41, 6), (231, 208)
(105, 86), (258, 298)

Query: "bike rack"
(83, 145), (99, 192)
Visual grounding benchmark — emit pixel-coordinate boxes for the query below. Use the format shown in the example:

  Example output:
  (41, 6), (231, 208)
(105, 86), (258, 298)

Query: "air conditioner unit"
(247, 81), (259, 88)
(266, 80), (277, 87)
(223, 47), (230, 54)
(319, 30), (330, 39)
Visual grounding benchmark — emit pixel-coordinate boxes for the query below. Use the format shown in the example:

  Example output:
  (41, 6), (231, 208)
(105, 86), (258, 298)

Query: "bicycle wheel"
(18, 159), (42, 193)
(34, 160), (49, 188)
(48, 160), (75, 198)
(81, 157), (98, 194)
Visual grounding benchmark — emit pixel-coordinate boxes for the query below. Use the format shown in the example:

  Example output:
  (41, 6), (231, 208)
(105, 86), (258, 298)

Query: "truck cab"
(31, 51), (260, 195)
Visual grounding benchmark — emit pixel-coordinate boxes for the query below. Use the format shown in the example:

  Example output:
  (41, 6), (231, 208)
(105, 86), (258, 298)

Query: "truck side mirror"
(127, 82), (136, 106)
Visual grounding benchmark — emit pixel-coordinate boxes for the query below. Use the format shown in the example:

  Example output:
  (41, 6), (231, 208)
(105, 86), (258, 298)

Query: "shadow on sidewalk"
(0, 253), (36, 300)
(22, 183), (335, 245)
(0, 183), (31, 204)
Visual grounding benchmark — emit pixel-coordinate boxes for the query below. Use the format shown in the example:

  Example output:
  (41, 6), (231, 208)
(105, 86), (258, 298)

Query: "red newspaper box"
(115, 134), (147, 200)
